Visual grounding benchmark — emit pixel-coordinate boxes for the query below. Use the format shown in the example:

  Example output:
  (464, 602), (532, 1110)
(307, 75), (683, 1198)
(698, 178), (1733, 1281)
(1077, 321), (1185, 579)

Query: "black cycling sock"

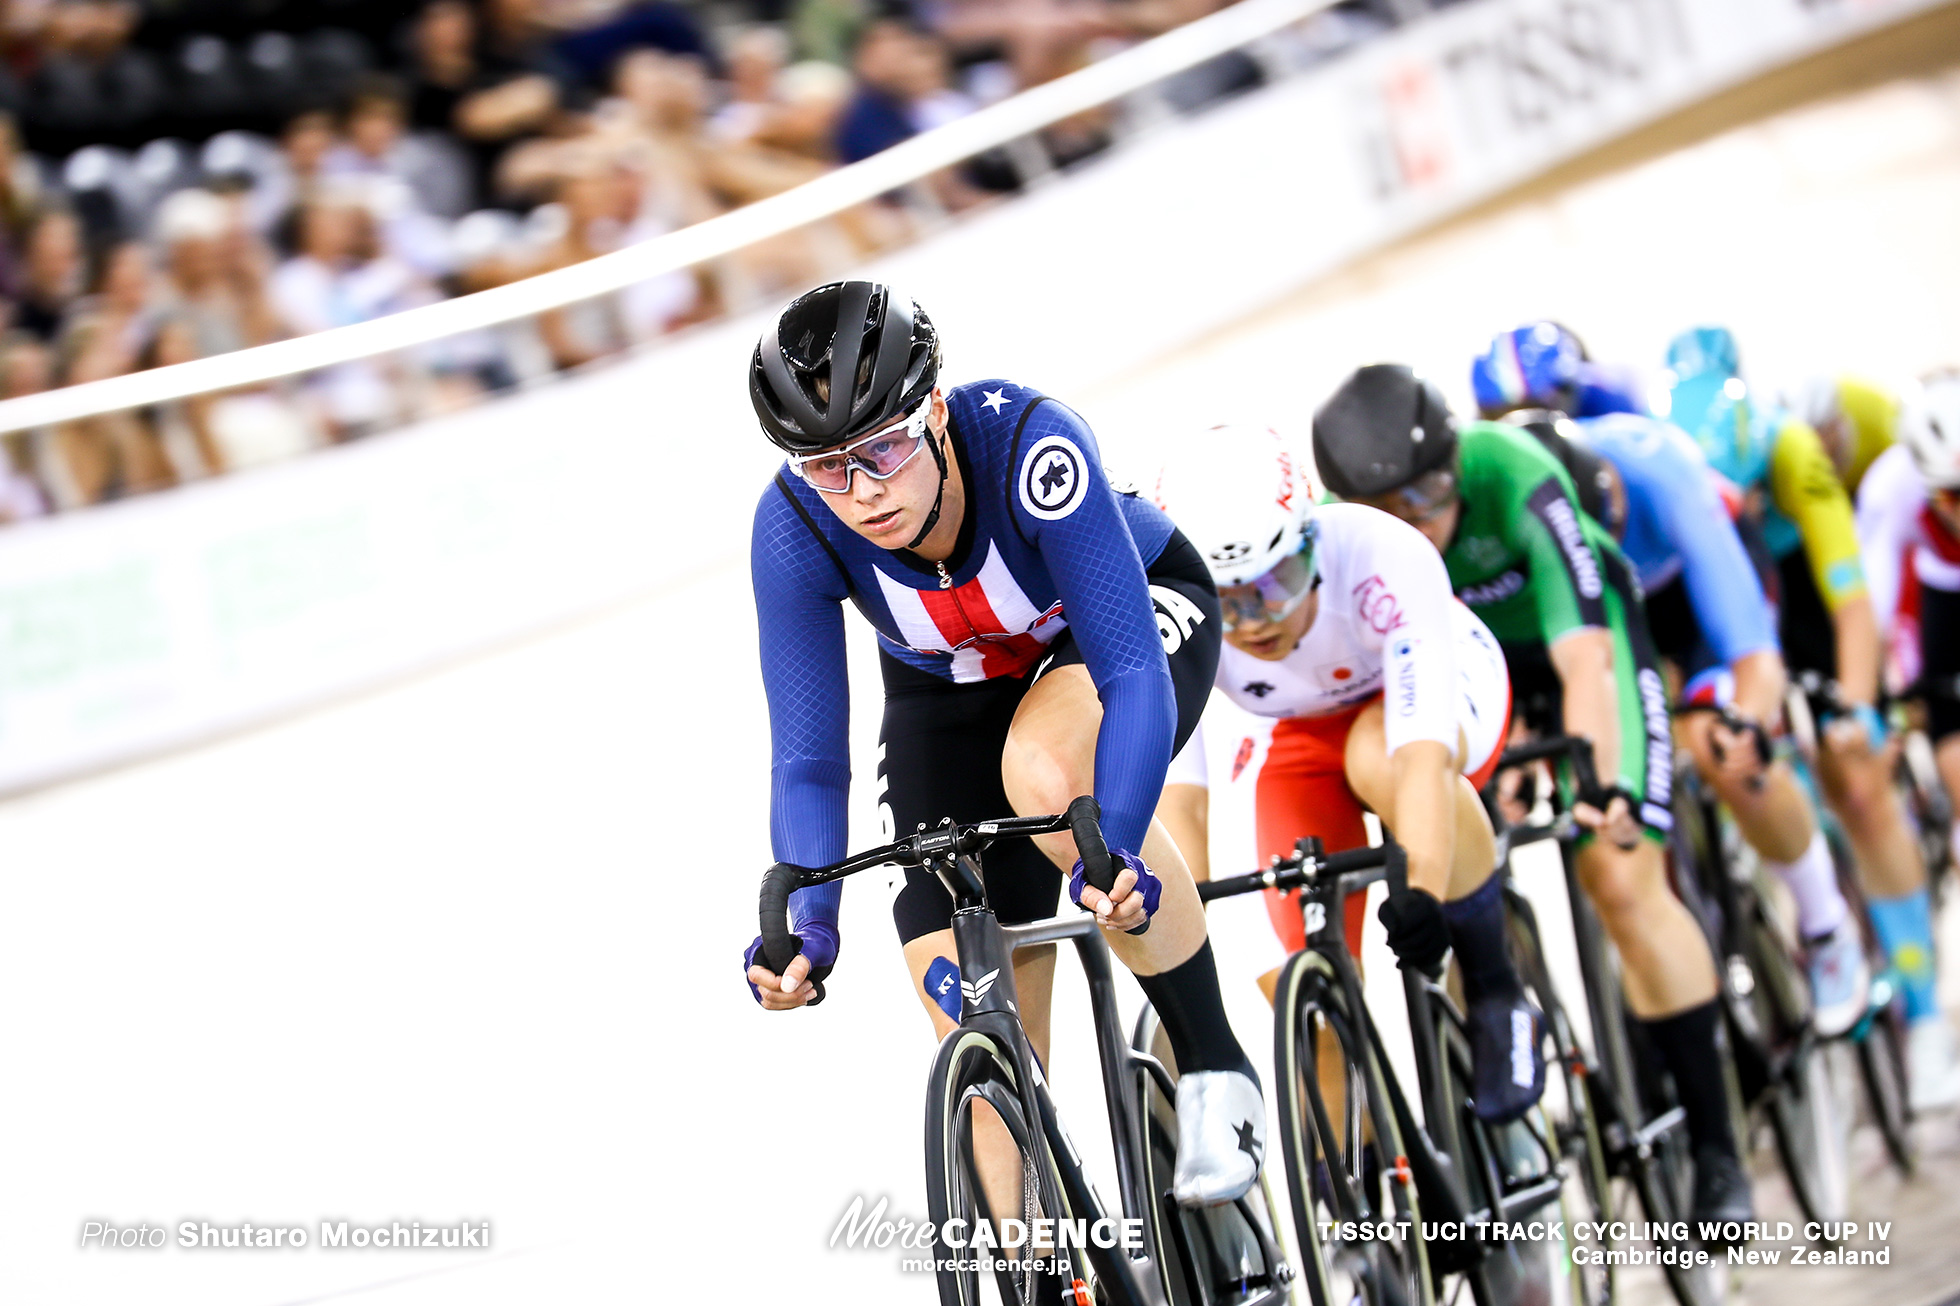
(1640, 999), (1737, 1159)
(1442, 875), (1523, 1005)
(1137, 940), (1256, 1081)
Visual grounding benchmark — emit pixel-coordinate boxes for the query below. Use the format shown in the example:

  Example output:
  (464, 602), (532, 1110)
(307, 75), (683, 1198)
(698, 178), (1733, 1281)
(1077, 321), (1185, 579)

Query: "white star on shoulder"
(981, 388), (1010, 414)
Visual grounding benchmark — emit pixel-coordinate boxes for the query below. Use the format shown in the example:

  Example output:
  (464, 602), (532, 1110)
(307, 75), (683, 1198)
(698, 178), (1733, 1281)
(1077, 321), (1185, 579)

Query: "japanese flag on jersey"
(874, 542), (1068, 682)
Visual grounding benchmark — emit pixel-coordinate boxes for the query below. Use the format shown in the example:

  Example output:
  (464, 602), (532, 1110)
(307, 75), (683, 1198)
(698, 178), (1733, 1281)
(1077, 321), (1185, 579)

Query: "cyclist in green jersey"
(1311, 364), (1752, 1232)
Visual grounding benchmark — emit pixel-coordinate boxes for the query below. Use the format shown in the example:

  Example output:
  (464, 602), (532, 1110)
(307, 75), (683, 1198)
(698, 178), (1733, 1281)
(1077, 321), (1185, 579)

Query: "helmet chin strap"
(904, 424), (951, 551)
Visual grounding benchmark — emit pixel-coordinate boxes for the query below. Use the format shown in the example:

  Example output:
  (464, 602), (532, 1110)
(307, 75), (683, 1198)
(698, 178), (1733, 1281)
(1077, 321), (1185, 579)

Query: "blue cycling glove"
(1069, 849), (1161, 936)
(743, 919), (839, 1006)
(1846, 703), (1888, 751)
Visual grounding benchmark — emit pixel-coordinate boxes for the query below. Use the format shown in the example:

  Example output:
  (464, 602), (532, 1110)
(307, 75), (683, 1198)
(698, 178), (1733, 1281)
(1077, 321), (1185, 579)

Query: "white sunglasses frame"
(786, 402), (934, 493)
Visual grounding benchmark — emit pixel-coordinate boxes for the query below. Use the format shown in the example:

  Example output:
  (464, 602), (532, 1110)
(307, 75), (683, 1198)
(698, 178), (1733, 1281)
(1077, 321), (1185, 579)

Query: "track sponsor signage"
(1350, 0), (1938, 209)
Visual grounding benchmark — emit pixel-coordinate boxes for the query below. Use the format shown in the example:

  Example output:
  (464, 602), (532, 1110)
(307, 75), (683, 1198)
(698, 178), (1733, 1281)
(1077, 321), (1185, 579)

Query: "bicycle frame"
(1202, 836), (1562, 1295)
(1483, 737), (1691, 1177)
(945, 870), (1170, 1302)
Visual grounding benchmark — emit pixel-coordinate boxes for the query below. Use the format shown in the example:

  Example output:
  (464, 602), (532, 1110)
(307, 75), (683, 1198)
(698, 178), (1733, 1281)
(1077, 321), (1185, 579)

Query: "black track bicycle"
(1199, 838), (1573, 1306)
(1773, 674), (1923, 1180)
(1485, 735), (1722, 1306)
(758, 796), (1291, 1306)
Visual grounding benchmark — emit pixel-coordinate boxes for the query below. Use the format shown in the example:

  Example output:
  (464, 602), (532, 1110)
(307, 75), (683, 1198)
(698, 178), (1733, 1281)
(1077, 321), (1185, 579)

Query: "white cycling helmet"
(1901, 374), (1960, 490)
(1153, 423), (1317, 589)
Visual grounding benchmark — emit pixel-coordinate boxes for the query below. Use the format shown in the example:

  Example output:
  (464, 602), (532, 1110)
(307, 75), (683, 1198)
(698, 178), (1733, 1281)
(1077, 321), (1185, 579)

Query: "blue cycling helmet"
(1664, 325), (1768, 486)
(1471, 321), (1582, 418)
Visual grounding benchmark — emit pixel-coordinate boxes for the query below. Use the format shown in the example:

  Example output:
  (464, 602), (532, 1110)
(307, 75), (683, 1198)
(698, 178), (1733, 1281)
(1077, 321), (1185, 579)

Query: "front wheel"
(1507, 886), (1615, 1306)
(1273, 948), (1429, 1306)
(1768, 1038), (1855, 1230)
(924, 1028), (1081, 1306)
(1857, 1001), (1916, 1175)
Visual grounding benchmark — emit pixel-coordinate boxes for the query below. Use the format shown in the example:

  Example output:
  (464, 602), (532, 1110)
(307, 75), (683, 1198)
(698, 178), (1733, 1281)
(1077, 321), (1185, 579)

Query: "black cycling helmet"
(750, 280), (941, 454)
(1311, 364), (1459, 500)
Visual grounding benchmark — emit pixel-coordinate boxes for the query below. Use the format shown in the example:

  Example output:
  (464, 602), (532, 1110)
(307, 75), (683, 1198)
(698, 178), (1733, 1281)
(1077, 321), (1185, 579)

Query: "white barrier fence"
(0, 0), (1944, 794)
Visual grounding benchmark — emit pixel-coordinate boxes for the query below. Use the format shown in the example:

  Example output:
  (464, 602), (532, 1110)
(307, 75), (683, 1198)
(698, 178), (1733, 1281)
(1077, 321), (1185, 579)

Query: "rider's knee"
(1826, 763), (1892, 832)
(1580, 845), (1666, 929)
(1001, 736), (1082, 818)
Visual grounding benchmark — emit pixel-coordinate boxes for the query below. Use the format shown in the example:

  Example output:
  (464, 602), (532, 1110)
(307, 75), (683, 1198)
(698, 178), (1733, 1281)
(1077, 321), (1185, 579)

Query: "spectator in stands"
(905, 26), (979, 134)
(0, 332), (52, 519)
(0, 427), (47, 522)
(404, 1), (505, 213)
(145, 312), (230, 478)
(763, 60), (854, 164)
(59, 237), (155, 370)
(265, 108), (340, 241)
(13, 207), (86, 342)
(552, 0), (711, 88)
(835, 22), (986, 212)
(324, 74), (474, 220)
(835, 20), (919, 166)
(269, 183), (431, 437)
(0, 332), (53, 402)
(23, 0), (165, 153)
(49, 308), (176, 504)
(457, 0), (585, 205)
(529, 156), (638, 371)
(709, 25), (799, 148)
(932, 0), (1103, 96)
(0, 114), (44, 245)
(836, 23), (977, 159)
(154, 188), (277, 361)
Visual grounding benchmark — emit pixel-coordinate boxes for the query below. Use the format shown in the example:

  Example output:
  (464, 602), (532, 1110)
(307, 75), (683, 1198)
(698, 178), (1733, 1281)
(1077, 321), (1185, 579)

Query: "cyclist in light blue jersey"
(1477, 325), (1871, 1034)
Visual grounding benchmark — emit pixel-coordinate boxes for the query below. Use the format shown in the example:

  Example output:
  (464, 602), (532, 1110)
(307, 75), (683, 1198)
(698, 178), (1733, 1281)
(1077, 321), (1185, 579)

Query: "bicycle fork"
(949, 892), (1169, 1304)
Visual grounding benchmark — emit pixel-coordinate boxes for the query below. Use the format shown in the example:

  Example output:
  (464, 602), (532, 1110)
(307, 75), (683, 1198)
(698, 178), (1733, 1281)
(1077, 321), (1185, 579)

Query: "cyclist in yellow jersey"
(1668, 329), (1935, 1016)
(1794, 374), (1903, 497)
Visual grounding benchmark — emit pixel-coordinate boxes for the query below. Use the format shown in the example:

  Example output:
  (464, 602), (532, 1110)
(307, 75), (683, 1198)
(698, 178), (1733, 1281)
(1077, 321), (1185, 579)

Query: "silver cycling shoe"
(1805, 918), (1871, 1039)
(1173, 1069), (1264, 1207)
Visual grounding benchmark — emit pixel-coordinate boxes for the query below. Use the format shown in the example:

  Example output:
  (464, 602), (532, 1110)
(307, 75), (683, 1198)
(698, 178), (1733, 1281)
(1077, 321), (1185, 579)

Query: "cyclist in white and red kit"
(1152, 424), (1543, 1123)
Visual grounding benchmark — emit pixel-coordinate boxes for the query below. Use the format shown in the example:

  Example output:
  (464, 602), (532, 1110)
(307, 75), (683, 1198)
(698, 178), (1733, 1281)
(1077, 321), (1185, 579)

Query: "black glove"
(1378, 887), (1450, 978)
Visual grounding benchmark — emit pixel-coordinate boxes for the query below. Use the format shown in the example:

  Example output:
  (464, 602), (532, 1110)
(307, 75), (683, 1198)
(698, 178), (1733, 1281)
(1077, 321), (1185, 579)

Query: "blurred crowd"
(0, 0), (1411, 523)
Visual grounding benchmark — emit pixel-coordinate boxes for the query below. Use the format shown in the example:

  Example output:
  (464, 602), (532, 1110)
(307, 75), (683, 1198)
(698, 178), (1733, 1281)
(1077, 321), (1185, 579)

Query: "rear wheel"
(1273, 948), (1429, 1306)
(925, 1029), (1081, 1306)
(1767, 1036), (1854, 1231)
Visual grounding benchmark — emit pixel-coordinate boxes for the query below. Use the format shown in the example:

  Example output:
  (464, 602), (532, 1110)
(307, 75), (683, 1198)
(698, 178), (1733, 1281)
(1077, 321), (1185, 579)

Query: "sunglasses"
(1218, 530), (1319, 631)
(787, 403), (932, 494)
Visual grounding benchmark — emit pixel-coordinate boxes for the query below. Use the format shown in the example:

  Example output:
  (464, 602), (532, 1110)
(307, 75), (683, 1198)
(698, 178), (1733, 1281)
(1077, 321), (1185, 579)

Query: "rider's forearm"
(1091, 667), (1178, 855)
(1730, 649), (1788, 725)
(1831, 595), (1882, 707)
(1389, 741), (1456, 900)
(1550, 630), (1621, 791)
